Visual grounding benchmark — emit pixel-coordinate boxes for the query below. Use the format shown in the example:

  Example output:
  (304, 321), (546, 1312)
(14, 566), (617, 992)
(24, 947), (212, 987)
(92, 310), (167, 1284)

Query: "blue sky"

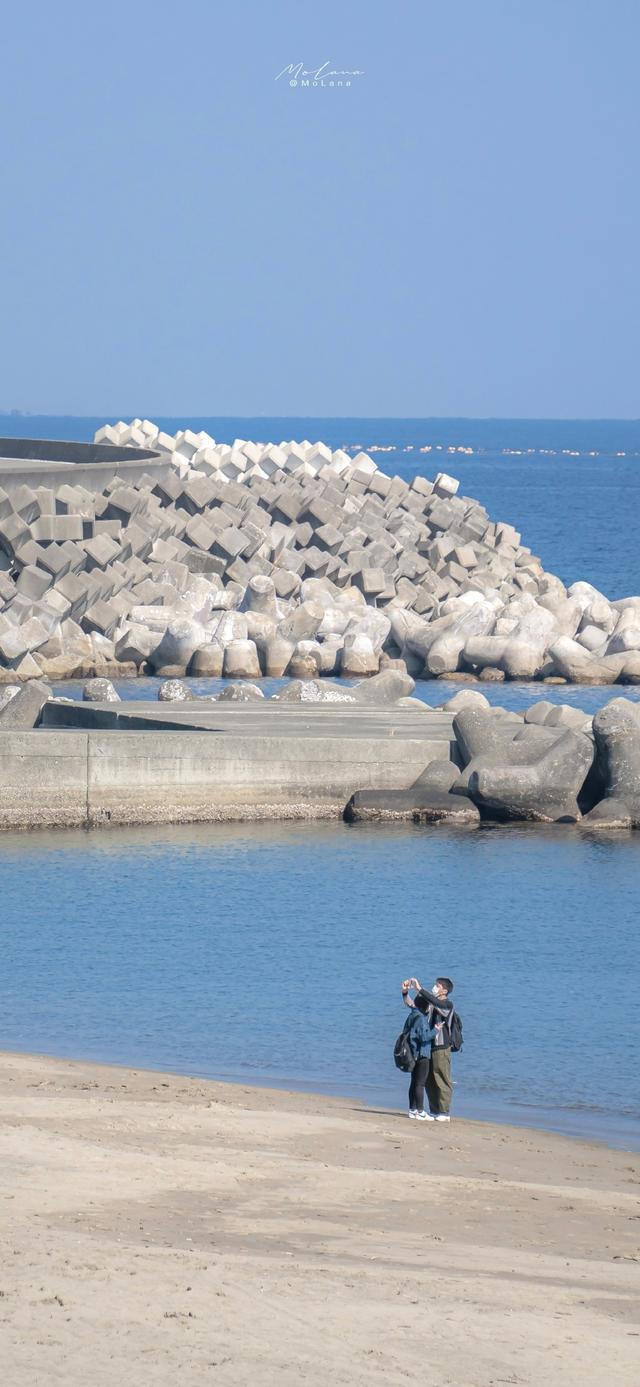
(1, 1), (638, 417)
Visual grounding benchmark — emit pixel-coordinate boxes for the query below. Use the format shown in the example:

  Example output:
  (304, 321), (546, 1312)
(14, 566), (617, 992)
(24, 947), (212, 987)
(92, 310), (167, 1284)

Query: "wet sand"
(0, 1050), (638, 1385)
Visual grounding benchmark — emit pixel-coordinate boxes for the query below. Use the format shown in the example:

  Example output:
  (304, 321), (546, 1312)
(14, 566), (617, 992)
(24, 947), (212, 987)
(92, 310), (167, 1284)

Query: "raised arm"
(401, 978), (416, 1009)
(416, 987), (452, 1017)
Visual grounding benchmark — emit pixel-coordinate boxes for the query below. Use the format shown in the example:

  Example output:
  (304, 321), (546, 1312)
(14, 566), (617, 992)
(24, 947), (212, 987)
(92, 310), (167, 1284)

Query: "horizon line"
(2, 413), (640, 424)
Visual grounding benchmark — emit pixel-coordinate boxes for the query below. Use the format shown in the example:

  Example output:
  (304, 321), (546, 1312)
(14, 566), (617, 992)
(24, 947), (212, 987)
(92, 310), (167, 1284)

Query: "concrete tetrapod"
(350, 669), (415, 705)
(581, 698), (640, 829)
(0, 679), (51, 728)
(449, 708), (522, 793)
(467, 729), (595, 823)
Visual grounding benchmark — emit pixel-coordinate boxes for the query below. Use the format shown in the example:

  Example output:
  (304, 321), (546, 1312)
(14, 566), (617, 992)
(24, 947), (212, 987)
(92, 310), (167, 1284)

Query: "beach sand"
(0, 1051), (637, 1386)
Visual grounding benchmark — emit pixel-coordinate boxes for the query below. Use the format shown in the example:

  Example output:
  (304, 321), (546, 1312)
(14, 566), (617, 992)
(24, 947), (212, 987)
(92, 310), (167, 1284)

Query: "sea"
(0, 415), (639, 1149)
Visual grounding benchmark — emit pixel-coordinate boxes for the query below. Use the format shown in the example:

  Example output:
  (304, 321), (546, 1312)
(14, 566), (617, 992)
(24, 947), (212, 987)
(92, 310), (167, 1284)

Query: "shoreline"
(3, 1042), (639, 1154)
(0, 1048), (637, 1385)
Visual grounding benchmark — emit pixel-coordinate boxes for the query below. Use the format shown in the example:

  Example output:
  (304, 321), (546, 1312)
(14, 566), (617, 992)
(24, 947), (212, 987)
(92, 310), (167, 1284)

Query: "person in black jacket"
(402, 976), (455, 1121)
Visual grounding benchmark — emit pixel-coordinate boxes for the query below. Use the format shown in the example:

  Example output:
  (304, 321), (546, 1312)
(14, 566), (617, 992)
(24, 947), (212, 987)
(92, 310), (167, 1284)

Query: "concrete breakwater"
(0, 675), (639, 829)
(0, 420), (638, 690)
(0, 696), (456, 830)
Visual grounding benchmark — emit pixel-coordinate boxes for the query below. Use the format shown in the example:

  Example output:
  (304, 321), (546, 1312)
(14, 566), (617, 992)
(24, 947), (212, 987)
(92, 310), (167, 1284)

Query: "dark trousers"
(408, 1057), (430, 1111)
(426, 1047), (453, 1114)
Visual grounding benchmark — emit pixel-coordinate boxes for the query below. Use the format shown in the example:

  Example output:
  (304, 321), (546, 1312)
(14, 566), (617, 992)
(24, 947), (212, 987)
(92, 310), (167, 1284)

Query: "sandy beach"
(0, 1051), (638, 1386)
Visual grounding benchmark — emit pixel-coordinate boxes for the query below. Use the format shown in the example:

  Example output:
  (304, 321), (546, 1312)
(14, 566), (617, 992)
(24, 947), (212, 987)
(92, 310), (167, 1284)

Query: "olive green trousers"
(426, 1047), (453, 1115)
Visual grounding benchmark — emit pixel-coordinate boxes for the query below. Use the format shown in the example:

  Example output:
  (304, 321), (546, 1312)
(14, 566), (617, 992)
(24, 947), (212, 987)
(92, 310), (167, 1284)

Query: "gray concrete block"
(81, 600), (120, 638)
(212, 526), (249, 562)
(13, 563), (51, 602)
(353, 568), (387, 597)
(34, 543), (75, 580)
(0, 512), (30, 558)
(0, 572), (16, 602)
(10, 483), (41, 523)
(82, 535), (121, 571)
(30, 515), (84, 543)
(184, 515), (217, 551)
(54, 572), (91, 619)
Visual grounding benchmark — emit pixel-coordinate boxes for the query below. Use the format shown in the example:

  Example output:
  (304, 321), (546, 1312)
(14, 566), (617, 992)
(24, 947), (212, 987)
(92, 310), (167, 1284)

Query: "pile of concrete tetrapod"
(0, 417), (638, 687)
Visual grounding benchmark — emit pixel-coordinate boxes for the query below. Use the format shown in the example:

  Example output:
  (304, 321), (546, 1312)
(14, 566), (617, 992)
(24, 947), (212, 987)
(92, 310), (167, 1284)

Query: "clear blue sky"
(2, 1), (639, 417)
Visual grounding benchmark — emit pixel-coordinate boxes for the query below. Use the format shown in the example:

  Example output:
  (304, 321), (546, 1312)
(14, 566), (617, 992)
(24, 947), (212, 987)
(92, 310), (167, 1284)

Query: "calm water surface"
(1, 821), (638, 1148)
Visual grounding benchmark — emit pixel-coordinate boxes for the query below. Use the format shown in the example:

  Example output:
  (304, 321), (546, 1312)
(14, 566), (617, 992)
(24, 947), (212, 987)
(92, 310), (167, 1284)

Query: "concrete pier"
(0, 704), (455, 829)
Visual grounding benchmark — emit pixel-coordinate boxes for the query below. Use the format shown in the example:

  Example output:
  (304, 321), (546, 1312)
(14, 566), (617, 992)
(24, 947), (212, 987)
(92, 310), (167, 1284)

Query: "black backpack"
(393, 1017), (416, 1072)
(447, 1010), (463, 1053)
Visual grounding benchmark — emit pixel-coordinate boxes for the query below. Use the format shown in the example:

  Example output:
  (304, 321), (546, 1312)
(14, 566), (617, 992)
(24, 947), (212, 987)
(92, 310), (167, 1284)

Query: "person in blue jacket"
(404, 1007), (443, 1120)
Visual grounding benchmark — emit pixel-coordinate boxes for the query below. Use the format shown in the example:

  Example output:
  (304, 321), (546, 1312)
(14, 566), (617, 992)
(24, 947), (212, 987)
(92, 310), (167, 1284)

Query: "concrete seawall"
(0, 706), (455, 828)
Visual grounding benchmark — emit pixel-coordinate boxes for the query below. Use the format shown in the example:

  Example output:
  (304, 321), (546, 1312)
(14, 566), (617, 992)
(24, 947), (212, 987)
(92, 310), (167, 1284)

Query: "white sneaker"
(434, 1114), (450, 1122)
(416, 1111), (434, 1121)
(408, 1109), (419, 1118)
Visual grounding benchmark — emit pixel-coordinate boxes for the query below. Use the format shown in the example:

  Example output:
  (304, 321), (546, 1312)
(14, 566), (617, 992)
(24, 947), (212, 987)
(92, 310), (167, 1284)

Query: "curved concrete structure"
(0, 436), (167, 495)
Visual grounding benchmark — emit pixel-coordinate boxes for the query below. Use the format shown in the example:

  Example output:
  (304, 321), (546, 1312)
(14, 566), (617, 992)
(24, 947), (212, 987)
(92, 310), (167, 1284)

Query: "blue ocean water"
(0, 821), (638, 1149)
(1, 416), (639, 1146)
(2, 414), (640, 597)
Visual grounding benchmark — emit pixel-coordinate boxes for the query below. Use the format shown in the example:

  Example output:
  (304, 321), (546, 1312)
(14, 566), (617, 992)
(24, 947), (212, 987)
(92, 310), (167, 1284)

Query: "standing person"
(402, 976), (455, 1122)
(402, 1001), (442, 1120)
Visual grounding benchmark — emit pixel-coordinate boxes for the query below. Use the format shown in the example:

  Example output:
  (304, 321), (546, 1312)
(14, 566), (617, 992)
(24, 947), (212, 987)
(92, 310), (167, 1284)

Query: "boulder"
(158, 679), (189, 702)
(83, 678), (120, 703)
(468, 729), (595, 822)
(272, 679), (356, 703)
(581, 699), (640, 829)
(0, 679), (51, 728)
(215, 682), (265, 702)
